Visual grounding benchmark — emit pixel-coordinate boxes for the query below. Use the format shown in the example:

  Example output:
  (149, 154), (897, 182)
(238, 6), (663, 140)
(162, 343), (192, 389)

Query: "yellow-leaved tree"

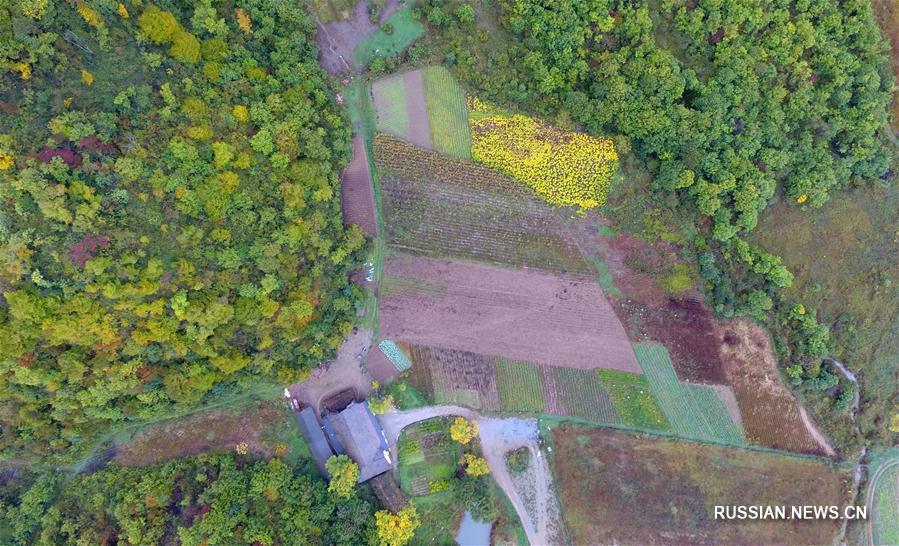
(325, 455), (359, 498)
(375, 504), (420, 546)
(463, 454), (490, 477)
(449, 416), (478, 445)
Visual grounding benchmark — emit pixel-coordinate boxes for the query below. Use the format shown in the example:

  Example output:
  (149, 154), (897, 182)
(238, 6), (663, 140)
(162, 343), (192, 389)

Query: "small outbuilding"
(295, 407), (335, 478)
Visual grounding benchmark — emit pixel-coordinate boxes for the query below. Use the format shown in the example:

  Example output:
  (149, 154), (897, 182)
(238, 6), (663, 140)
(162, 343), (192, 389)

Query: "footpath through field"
(379, 406), (560, 546)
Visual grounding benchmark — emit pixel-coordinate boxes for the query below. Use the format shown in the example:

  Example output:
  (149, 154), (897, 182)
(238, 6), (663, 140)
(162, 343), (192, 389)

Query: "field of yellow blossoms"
(468, 97), (617, 210)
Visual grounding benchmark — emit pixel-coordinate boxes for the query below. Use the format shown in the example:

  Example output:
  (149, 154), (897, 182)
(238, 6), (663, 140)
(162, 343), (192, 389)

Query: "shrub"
(504, 447), (530, 474)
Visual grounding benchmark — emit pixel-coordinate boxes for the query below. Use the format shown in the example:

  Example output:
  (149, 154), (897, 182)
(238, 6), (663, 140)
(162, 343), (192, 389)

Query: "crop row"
(422, 66), (471, 159)
(554, 367), (620, 424)
(634, 342), (745, 444)
(494, 358), (545, 412)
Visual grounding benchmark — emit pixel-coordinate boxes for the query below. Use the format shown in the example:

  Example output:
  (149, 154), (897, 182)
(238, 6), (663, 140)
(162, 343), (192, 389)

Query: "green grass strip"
(596, 368), (669, 430)
(494, 358), (544, 412)
(686, 384), (745, 445)
(422, 65), (471, 159)
(379, 339), (411, 371)
(874, 466), (899, 545)
(371, 75), (410, 140)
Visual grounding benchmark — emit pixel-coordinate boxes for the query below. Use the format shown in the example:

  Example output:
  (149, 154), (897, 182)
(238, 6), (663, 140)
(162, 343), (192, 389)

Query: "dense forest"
(0, 1), (364, 462)
(411, 0), (895, 448)
(0, 452), (379, 545)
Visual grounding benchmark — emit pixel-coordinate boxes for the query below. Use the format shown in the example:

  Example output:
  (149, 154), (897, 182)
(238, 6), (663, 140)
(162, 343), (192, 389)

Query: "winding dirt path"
(797, 405), (837, 458)
(378, 407), (559, 545)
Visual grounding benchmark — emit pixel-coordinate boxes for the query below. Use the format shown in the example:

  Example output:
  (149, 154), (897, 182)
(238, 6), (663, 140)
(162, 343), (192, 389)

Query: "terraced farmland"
(374, 134), (590, 274)
(554, 368), (620, 423)
(494, 358), (545, 412)
(422, 65), (471, 158)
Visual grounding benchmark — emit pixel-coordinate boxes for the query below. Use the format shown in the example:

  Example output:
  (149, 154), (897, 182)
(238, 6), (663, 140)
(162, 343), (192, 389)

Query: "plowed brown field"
(340, 134), (378, 236)
(380, 253), (639, 372)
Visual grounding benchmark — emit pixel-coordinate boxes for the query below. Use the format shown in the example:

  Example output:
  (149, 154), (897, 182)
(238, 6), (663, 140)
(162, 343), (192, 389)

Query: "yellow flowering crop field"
(468, 98), (617, 209)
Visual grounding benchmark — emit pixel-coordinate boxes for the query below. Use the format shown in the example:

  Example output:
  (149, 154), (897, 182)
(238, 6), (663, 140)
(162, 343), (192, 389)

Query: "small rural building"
(322, 400), (392, 482)
(295, 407), (335, 478)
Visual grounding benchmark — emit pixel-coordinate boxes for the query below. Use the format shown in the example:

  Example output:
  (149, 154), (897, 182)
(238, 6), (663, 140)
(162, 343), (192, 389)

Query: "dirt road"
(378, 406), (560, 546)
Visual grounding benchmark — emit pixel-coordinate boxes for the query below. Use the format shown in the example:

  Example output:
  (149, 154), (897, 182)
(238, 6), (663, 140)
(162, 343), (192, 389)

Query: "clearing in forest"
(374, 134), (590, 274)
(720, 320), (834, 456)
(353, 7), (425, 67)
(379, 253), (640, 372)
(550, 425), (850, 546)
(468, 97), (617, 209)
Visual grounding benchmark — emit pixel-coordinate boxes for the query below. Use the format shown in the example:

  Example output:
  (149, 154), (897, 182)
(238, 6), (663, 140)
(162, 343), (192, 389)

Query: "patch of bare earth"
(380, 253), (640, 372)
(115, 400), (284, 466)
(340, 134), (378, 236)
(721, 320), (835, 456)
(400, 69), (432, 149)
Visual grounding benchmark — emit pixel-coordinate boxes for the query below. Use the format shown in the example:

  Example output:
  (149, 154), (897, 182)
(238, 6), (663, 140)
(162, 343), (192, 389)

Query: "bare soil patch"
(551, 425), (850, 545)
(401, 69), (432, 149)
(721, 320), (834, 456)
(314, 0), (400, 74)
(380, 253), (639, 372)
(340, 134), (378, 236)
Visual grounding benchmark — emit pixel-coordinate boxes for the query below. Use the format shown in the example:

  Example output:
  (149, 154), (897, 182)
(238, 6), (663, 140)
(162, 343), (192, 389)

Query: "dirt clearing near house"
(551, 425), (850, 545)
(380, 253), (639, 372)
(340, 134), (378, 236)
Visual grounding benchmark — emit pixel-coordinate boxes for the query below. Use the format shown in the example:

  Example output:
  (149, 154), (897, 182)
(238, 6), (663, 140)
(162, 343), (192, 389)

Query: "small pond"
(455, 510), (492, 546)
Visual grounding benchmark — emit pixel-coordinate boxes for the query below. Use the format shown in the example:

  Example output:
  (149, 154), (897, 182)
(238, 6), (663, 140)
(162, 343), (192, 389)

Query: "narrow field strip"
(553, 368), (620, 424)
(371, 75), (410, 140)
(422, 65), (471, 158)
(494, 358), (545, 412)
(685, 384), (746, 445)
